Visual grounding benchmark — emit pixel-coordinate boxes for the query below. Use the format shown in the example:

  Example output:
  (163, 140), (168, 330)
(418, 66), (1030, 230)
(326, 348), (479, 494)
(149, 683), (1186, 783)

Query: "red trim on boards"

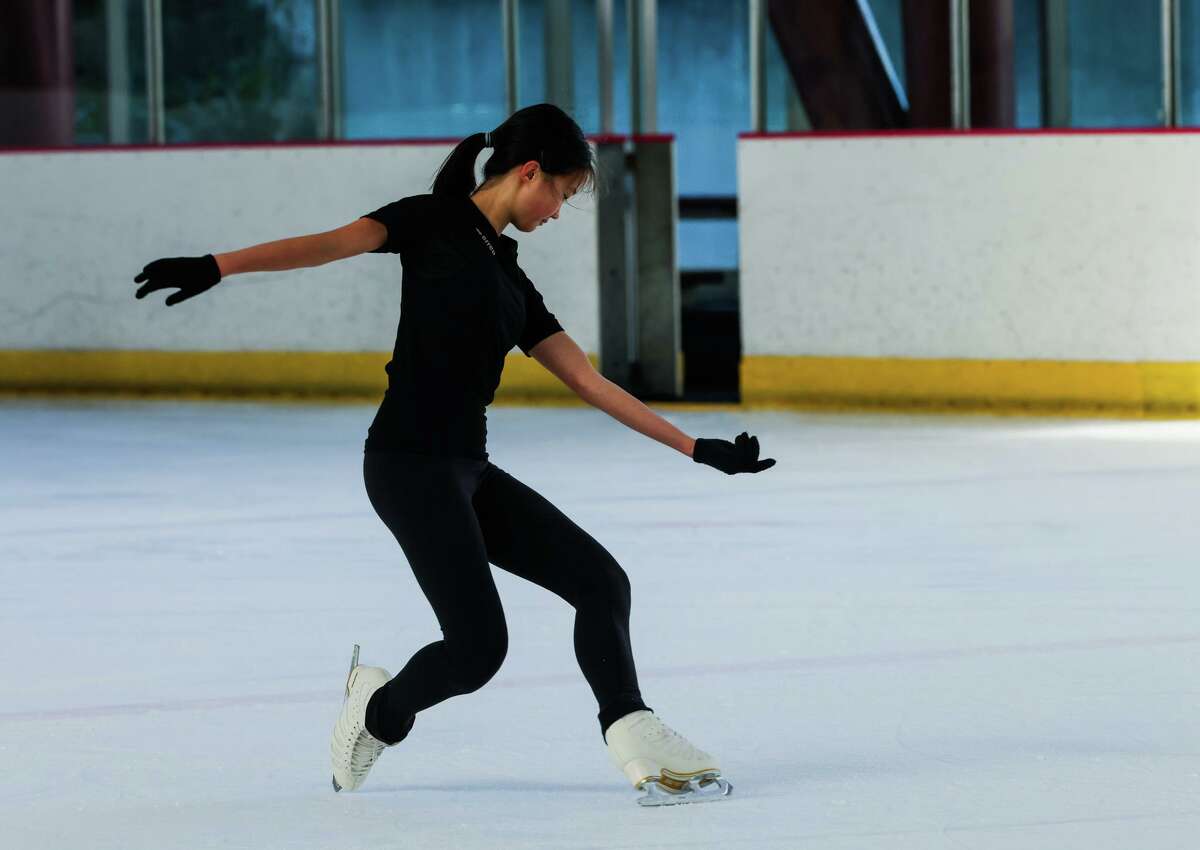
(7, 126), (1196, 154)
(740, 127), (1200, 140)
(0, 138), (458, 155)
(0, 132), (660, 156)
(582, 133), (676, 144)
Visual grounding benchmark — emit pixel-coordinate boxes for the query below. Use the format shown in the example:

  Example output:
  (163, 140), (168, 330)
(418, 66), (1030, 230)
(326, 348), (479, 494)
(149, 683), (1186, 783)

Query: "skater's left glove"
(134, 254), (222, 306)
(692, 432), (776, 475)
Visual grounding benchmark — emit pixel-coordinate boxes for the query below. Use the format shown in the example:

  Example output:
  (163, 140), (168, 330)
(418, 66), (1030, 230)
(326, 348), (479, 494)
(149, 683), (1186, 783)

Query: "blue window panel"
(1180, 0), (1200, 124)
(679, 219), (739, 271)
(518, 0), (547, 109)
(159, 0), (320, 143)
(341, 0), (506, 140)
(1015, 0), (1044, 127)
(866, 0), (907, 93)
(1068, 0), (1163, 127)
(657, 0), (749, 197)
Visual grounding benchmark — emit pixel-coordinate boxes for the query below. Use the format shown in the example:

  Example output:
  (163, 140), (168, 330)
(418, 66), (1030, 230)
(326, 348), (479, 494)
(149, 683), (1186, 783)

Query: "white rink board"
(737, 133), (1200, 361)
(0, 144), (598, 353)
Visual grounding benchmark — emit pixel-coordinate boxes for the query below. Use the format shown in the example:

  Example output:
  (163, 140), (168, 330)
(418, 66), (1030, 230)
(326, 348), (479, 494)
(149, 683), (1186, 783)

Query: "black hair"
(430, 102), (600, 199)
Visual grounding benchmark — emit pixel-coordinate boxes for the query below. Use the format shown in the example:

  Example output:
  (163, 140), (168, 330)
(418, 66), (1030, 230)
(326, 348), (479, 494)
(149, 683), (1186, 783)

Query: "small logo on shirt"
(474, 227), (496, 256)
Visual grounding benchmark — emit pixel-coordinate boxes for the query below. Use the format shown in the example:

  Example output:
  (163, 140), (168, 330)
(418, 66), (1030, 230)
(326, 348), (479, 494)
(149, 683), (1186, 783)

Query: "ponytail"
(430, 132), (491, 197)
(430, 103), (598, 198)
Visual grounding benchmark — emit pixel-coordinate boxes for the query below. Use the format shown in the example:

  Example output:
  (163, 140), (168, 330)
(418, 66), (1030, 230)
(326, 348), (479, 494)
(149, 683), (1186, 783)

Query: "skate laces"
(342, 672), (388, 781)
(638, 714), (707, 761)
(348, 729), (386, 779)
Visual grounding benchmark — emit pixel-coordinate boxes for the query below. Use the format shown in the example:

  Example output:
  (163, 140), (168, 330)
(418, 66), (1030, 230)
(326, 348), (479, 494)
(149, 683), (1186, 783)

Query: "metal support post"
(750, 0), (766, 132)
(597, 0), (614, 132)
(632, 138), (681, 398)
(315, 0), (342, 139)
(596, 141), (632, 388)
(143, 0), (164, 143)
(628, 0), (656, 133)
(950, 0), (971, 128)
(1163, 0), (1180, 126)
(502, 0), (519, 114)
(105, 0), (131, 144)
(545, 0), (574, 114)
(1040, 0), (1070, 127)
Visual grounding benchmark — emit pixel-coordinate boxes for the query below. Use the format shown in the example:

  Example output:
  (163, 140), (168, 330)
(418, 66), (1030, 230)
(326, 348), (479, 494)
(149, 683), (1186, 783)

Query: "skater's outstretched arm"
(531, 332), (775, 474)
(215, 218), (386, 276)
(531, 332), (695, 456)
(133, 218), (386, 306)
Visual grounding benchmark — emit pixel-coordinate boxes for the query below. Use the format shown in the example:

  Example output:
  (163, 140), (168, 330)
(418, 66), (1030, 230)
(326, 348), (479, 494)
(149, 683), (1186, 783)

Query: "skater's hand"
(134, 254), (222, 305)
(692, 432), (776, 475)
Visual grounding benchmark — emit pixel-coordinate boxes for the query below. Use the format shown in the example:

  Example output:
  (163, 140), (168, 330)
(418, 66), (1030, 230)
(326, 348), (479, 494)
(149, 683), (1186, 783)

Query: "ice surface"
(2, 398), (1198, 849)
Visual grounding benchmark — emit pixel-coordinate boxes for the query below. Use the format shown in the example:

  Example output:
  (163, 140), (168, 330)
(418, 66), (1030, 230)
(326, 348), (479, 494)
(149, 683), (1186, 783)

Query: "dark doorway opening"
(679, 195), (740, 403)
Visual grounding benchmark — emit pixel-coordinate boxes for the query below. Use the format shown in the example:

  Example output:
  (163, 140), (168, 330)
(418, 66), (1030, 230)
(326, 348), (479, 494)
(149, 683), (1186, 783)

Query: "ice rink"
(2, 398), (1198, 849)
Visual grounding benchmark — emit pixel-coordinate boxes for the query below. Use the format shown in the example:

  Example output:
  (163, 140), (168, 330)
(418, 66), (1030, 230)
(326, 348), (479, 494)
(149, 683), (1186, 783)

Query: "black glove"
(134, 254), (222, 306)
(693, 431), (776, 475)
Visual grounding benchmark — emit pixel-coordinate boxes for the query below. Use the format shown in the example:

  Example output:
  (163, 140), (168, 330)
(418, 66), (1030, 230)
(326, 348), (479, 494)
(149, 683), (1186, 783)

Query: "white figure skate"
(605, 710), (733, 806)
(330, 644), (393, 792)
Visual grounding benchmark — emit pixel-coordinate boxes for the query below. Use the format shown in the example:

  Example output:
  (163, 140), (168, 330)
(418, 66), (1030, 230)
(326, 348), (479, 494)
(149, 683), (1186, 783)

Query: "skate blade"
(333, 644), (360, 793)
(343, 644), (361, 700)
(635, 776), (732, 807)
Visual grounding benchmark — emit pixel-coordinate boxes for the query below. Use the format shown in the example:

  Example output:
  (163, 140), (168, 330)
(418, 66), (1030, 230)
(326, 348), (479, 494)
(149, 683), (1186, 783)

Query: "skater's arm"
(582, 378), (697, 457)
(213, 219), (385, 277)
(531, 333), (696, 458)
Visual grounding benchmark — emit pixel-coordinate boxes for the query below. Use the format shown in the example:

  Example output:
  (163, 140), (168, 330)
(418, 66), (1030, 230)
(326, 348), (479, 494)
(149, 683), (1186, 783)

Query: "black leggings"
(361, 451), (651, 744)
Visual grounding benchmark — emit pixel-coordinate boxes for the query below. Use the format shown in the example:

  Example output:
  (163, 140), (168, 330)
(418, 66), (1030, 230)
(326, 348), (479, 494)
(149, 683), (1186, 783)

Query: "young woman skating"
(133, 103), (775, 806)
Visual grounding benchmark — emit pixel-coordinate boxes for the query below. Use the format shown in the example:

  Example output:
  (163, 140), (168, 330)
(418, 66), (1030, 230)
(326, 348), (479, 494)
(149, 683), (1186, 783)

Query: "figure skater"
(133, 103), (775, 806)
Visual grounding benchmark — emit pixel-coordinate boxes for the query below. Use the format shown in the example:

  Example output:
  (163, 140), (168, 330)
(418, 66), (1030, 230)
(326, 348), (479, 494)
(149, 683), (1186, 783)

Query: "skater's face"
(510, 164), (586, 233)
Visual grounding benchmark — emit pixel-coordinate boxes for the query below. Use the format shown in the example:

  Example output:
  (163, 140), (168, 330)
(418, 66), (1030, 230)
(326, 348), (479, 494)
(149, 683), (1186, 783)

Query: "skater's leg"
(471, 463), (651, 739)
(362, 452), (508, 743)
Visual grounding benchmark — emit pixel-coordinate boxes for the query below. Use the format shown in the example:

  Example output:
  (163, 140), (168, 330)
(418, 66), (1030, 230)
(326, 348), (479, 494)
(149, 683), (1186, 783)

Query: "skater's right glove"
(692, 432), (776, 475)
(134, 254), (222, 306)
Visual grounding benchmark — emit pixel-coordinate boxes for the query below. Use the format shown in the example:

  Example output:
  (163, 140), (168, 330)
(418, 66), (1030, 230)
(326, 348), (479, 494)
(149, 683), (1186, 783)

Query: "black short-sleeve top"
(359, 192), (564, 459)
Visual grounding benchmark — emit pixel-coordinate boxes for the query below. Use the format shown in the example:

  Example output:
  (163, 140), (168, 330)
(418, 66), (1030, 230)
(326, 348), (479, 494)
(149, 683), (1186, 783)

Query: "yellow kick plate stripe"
(741, 355), (1200, 418)
(3, 350), (1199, 418)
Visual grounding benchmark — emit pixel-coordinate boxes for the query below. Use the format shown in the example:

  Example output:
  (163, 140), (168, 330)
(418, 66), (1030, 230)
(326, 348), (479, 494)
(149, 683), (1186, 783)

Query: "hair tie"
(484, 131), (492, 147)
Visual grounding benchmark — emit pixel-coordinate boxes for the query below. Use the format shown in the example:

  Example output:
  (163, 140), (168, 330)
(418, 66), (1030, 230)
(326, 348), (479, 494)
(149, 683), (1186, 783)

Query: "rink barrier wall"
(736, 131), (1200, 417)
(10, 133), (1200, 418)
(0, 140), (601, 397)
